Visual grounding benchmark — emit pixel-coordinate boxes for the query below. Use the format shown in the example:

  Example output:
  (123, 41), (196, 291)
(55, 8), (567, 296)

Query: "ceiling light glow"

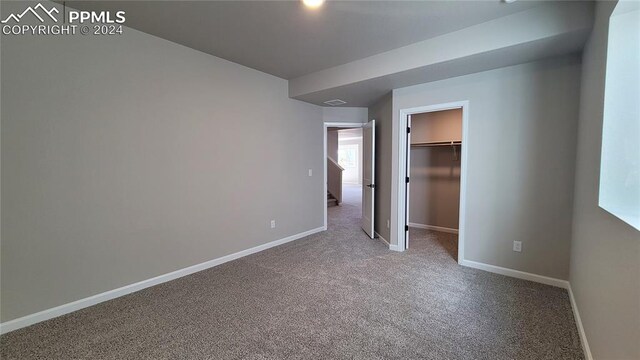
(302, 0), (325, 9)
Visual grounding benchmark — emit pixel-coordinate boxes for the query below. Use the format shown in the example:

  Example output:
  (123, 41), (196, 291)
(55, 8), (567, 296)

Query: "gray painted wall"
(391, 55), (582, 280)
(368, 94), (393, 242)
(1, 1), (323, 322)
(322, 107), (368, 124)
(570, 1), (640, 358)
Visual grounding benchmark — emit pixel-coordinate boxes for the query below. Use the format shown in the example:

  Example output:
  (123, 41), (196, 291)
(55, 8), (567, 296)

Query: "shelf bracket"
(451, 141), (458, 161)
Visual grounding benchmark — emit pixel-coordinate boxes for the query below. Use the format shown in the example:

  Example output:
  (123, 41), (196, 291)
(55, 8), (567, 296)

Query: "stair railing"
(327, 156), (344, 204)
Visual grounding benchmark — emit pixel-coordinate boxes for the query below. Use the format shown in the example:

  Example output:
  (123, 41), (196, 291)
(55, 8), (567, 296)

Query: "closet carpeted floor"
(0, 184), (584, 359)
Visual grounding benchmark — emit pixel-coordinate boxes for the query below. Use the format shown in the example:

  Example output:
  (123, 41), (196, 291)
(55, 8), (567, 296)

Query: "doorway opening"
(326, 127), (362, 208)
(396, 101), (469, 263)
(323, 121), (375, 238)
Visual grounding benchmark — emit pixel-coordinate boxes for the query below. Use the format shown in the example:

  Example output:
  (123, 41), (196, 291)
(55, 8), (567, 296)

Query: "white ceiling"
(68, 1), (543, 80)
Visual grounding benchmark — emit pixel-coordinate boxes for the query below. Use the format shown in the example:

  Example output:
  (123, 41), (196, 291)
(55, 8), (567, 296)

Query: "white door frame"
(405, 115), (412, 249)
(395, 101), (469, 264)
(323, 122), (365, 229)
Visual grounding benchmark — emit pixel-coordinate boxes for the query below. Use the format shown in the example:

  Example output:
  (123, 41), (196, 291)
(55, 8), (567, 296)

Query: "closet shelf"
(411, 140), (462, 147)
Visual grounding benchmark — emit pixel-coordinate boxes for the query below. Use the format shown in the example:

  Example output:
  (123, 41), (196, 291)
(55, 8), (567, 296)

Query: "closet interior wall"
(409, 109), (463, 232)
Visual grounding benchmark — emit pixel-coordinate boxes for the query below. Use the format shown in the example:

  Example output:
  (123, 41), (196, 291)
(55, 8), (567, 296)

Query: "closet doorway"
(395, 101), (469, 263)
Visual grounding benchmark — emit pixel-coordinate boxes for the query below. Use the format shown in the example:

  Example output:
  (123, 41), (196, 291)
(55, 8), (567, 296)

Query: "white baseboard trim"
(0, 226), (325, 335)
(459, 259), (569, 289)
(408, 223), (458, 234)
(375, 231), (402, 251)
(567, 284), (593, 360)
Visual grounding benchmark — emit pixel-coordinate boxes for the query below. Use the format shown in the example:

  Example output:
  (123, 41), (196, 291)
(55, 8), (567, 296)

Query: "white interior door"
(405, 115), (411, 250)
(362, 120), (375, 238)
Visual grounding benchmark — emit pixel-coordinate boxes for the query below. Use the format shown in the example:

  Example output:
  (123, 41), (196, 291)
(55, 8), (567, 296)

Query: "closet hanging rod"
(411, 140), (462, 147)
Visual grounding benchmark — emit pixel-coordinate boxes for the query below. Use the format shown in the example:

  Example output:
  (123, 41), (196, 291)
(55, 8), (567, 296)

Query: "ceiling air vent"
(323, 99), (347, 106)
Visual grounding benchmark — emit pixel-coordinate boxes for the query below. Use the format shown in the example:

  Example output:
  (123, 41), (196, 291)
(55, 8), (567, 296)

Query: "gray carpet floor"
(0, 184), (584, 359)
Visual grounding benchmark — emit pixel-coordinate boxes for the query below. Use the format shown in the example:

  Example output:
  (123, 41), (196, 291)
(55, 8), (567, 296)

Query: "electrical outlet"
(308, 169), (313, 177)
(513, 241), (522, 252)
(387, 219), (390, 229)
(270, 220), (276, 229)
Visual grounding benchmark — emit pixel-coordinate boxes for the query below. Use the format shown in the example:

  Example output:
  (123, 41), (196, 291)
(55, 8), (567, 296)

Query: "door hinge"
(407, 127), (411, 134)
(406, 177), (409, 183)
(405, 225), (409, 231)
